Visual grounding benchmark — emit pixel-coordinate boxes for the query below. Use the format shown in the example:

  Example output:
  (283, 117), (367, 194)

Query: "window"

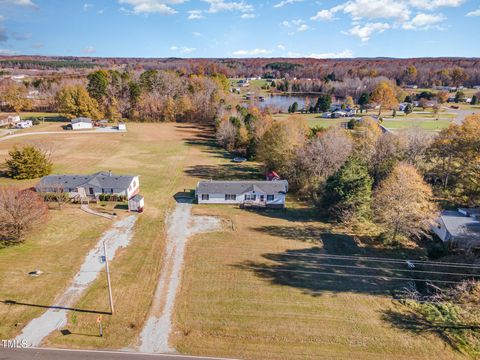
(267, 195), (274, 201)
(225, 194), (236, 201)
(245, 194), (256, 201)
(110, 188), (114, 194)
(202, 194), (210, 201)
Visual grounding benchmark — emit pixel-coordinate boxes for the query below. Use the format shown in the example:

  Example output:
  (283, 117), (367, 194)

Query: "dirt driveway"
(138, 202), (221, 353)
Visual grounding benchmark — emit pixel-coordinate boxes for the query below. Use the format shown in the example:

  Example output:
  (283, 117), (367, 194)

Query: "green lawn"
(381, 119), (453, 131)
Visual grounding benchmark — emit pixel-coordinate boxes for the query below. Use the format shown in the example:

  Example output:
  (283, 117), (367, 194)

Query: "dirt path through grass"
(138, 202), (220, 353)
(16, 215), (137, 347)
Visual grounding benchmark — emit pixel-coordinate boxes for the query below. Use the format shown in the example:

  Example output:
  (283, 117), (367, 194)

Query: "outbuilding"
(118, 123), (127, 131)
(71, 117), (93, 130)
(128, 194), (145, 212)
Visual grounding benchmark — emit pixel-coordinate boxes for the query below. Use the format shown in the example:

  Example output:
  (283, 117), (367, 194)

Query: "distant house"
(196, 180), (288, 208)
(36, 171), (140, 200)
(432, 208), (480, 247)
(71, 117), (93, 130)
(128, 194), (144, 212)
(15, 120), (33, 129)
(0, 115), (21, 127)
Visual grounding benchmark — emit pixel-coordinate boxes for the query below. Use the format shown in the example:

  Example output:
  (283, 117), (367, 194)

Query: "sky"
(0, 0), (479, 58)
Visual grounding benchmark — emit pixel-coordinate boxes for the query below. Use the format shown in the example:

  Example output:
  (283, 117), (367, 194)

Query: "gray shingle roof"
(197, 180), (288, 195)
(37, 171), (135, 191)
(71, 117), (92, 124)
(441, 210), (480, 242)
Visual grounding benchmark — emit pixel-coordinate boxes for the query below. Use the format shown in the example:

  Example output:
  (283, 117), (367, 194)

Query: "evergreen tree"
(315, 95), (332, 112)
(322, 157), (373, 222)
(358, 92), (370, 113)
(6, 146), (53, 180)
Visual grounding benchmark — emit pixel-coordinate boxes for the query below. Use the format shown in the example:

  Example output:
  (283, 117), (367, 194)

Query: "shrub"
(6, 146), (52, 180)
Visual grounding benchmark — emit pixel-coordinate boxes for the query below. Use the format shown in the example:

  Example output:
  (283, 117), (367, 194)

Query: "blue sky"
(0, 0), (479, 58)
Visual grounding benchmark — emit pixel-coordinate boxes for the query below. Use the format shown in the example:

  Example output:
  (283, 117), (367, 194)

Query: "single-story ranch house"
(432, 208), (480, 247)
(196, 180), (288, 208)
(36, 171), (140, 200)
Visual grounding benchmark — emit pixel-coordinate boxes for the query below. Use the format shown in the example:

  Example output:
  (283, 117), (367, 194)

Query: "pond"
(244, 94), (320, 112)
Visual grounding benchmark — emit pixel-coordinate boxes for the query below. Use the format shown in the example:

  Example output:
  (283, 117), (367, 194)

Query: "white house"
(15, 120), (33, 129)
(432, 208), (480, 246)
(118, 123), (127, 131)
(36, 171), (140, 200)
(71, 117), (93, 130)
(0, 115), (21, 127)
(196, 180), (288, 208)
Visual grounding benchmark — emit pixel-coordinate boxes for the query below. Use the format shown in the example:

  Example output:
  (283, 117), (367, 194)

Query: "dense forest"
(1, 56), (479, 87)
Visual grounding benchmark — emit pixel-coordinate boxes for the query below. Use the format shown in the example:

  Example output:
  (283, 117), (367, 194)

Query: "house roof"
(36, 171), (136, 191)
(440, 210), (480, 242)
(197, 180), (288, 195)
(71, 117), (92, 124)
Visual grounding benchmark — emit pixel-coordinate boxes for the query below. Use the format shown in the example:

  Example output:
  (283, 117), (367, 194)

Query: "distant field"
(273, 113), (454, 131)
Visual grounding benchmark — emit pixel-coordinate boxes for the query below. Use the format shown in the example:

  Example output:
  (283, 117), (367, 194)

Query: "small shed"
(118, 123), (127, 131)
(128, 194), (144, 212)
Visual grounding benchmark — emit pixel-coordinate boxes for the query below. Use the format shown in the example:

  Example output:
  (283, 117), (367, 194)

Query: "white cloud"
(0, 15), (5, 21)
(402, 12), (445, 29)
(410, 0), (465, 10)
(466, 8), (480, 16)
(277, 44), (286, 50)
(240, 13), (255, 18)
(203, 0), (253, 14)
(192, 31), (201, 37)
(273, 0), (303, 8)
(3, 0), (38, 8)
(188, 10), (205, 19)
(233, 48), (272, 56)
(31, 42), (43, 49)
(0, 48), (19, 55)
(311, 9), (335, 21)
(344, 22), (390, 41)
(342, 0), (410, 22)
(282, 19), (309, 32)
(83, 3), (93, 11)
(118, 0), (186, 15)
(308, 49), (353, 58)
(170, 45), (196, 54)
(83, 46), (96, 54)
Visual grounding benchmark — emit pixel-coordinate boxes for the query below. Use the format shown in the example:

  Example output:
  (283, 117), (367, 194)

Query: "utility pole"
(103, 241), (114, 315)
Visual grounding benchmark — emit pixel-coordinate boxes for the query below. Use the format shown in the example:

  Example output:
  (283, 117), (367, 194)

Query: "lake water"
(247, 94), (317, 112)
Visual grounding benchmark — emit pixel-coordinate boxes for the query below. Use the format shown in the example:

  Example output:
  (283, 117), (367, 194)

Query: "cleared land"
(273, 112), (455, 131)
(0, 121), (469, 358)
(0, 123), (218, 349)
(171, 131), (464, 360)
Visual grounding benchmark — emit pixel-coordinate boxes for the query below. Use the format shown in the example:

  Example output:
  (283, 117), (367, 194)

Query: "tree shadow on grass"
(185, 164), (263, 181)
(235, 225), (427, 297)
(382, 308), (480, 354)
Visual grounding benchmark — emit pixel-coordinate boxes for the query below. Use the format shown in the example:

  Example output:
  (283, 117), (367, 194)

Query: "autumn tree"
(374, 163), (438, 243)
(0, 83), (32, 112)
(437, 91), (449, 104)
(55, 85), (102, 119)
(256, 116), (308, 176)
(371, 81), (398, 116)
(6, 146), (53, 180)
(0, 188), (48, 245)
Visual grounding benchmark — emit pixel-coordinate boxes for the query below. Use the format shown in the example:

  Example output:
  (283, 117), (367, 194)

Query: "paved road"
(0, 128), (126, 142)
(0, 348), (236, 360)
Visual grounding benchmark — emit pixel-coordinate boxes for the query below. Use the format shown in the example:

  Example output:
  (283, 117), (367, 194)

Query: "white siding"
(197, 190), (285, 207)
(71, 122), (93, 130)
(431, 218), (449, 242)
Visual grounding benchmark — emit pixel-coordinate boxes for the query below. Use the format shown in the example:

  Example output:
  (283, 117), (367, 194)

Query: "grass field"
(0, 121), (469, 358)
(273, 112), (454, 131)
(0, 123), (223, 349)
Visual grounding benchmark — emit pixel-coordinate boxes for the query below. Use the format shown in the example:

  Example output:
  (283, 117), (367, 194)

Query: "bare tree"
(0, 187), (48, 245)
